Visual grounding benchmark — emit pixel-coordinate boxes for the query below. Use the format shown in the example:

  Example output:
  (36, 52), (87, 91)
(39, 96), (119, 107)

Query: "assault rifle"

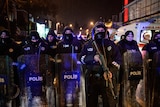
(92, 41), (117, 99)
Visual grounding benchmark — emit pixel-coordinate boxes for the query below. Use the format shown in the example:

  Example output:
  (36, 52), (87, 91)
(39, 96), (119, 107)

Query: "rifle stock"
(92, 41), (117, 99)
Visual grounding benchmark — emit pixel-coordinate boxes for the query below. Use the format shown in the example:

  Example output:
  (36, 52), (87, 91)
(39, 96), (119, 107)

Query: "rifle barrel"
(92, 40), (117, 99)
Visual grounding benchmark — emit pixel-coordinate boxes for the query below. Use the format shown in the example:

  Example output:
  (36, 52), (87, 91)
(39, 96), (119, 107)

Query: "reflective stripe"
(112, 61), (120, 69)
(81, 55), (86, 64)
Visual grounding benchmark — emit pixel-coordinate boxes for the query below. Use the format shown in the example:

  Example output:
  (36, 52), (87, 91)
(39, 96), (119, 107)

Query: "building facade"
(123, 0), (160, 24)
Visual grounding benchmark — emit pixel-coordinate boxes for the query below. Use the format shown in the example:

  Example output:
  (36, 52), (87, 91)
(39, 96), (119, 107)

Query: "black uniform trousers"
(85, 72), (110, 107)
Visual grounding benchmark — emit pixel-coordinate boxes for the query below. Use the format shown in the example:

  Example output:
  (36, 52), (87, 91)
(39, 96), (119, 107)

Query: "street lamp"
(69, 24), (73, 28)
(79, 27), (82, 31)
(90, 21), (94, 26)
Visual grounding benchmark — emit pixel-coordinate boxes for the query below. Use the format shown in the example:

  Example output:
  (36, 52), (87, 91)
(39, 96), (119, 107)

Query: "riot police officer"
(117, 31), (140, 55)
(142, 32), (160, 58)
(79, 21), (121, 107)
(142, 32), (160, 107)
(56, 26), (82, 106)
(45, 29), (58, 58)
(117, 30), (142, 107)
(19, 31), (52, 107)
(0, 29), (21, 60)
(57, 26), (82, 53)
(22, 31), (49, 55)
(44, 29), (58, 107)
(0, 29), (21, 107)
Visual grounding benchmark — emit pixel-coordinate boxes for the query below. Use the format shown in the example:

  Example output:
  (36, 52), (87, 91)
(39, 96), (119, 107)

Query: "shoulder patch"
(107, 46), (112, 51)
(87, 47), (93, 51)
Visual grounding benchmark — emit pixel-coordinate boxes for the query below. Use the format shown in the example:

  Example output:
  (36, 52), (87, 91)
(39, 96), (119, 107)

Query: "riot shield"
(142, 51), (160, 107)
(55, 53), (85, 107)
(0, 55), (19, 107)
(150, 51), (160, 107)
(122, 51), (143, 107)
(17, 54), (55, 107)
(142, 51), (150, 107)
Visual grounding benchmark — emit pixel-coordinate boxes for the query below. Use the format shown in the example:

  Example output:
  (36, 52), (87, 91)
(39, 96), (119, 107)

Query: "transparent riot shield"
(122, 51), (143, 107)
(0, 55), (19, 107)
(142, 51), (160, 107)
(55, 53), (84, 107)
(150, 51), (160, 107)
(17, 54), (55, 107)
(142, 51), (150, 107)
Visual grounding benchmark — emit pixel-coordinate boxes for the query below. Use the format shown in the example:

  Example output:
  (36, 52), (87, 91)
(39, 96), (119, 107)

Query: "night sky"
(53, 0), (123, 26)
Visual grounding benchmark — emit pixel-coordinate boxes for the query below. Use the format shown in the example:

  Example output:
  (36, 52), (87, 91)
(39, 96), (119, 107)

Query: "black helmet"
(29, 31), (40, 40)
(91, 21), (106, 36)
(62, 26), (73, 35)
(46, 29), (57, 41)
(151, 32), (160, 41)
(91, 21), (107, 42)
(152, 32), (160, 44)
(62, 26), (74, 43)
(124, 30), (134, 39)
(47, 29), (57, 37)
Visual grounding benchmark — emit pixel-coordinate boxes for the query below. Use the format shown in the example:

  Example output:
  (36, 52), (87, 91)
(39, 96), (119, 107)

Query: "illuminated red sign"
(124, 0), (128, 5)
(124, 0), (129, 22)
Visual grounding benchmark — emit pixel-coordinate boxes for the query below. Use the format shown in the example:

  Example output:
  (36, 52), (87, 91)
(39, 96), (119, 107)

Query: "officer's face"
(31, 36), (39, 43)
(126, 32), (134, 41)
(64, 30), (73, 42)
(0, 32), (9, 38)
(48, 35), (54, 42)
(94, 27), (106, 41)
(65, 30), (72, 35)
(95, 27), (105, 34)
